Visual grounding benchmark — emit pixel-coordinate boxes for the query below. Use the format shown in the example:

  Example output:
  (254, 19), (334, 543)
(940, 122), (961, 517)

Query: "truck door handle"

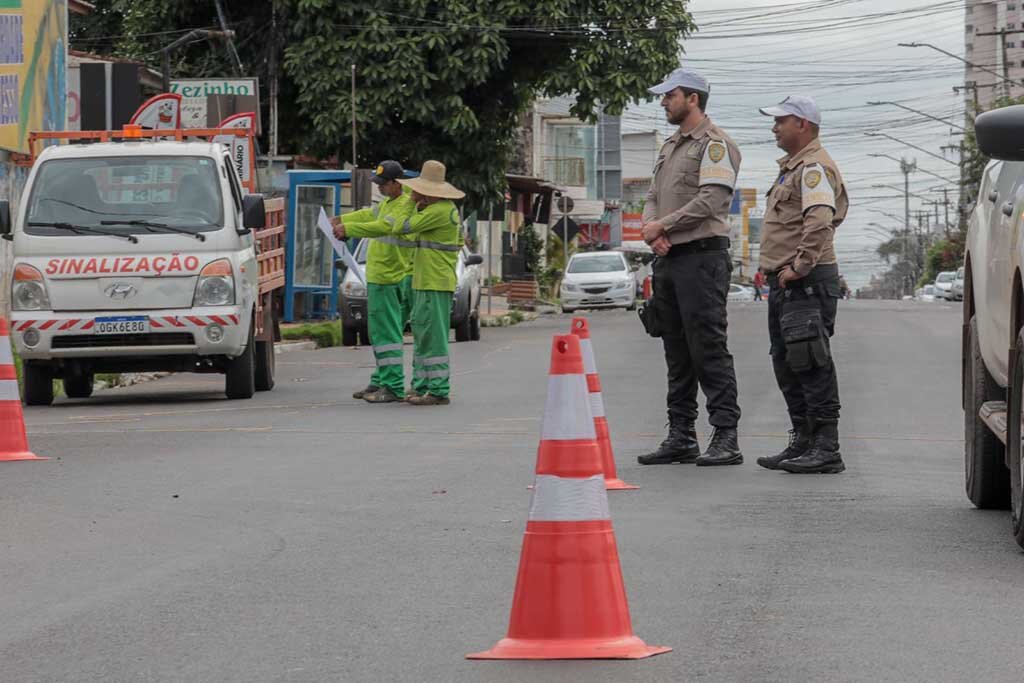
(989, 190), (999, 202)
(1003, 201), (1015, 217)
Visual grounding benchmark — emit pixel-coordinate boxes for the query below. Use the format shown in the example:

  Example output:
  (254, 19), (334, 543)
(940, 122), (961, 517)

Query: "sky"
(623, 0), (969, 289)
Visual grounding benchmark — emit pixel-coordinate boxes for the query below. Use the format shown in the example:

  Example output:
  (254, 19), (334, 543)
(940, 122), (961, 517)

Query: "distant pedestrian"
(753, 269), (765, 301)
(755, 95), (848, 474)
(636, 67), (744, 468)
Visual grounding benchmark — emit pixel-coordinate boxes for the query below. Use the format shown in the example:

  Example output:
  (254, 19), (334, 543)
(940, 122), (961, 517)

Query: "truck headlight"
(12, 264), (51, 311)
(193, 258), (235, 306)
(343, 280), (366, 298)
(562, 283), (578, 292)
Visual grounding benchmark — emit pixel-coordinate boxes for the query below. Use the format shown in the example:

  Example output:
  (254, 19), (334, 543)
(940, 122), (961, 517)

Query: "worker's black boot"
(637, 420), (700, 465)
(695, 427), (743, 466)
(779, 418), (845, 474)
(757, 417), (811, 471)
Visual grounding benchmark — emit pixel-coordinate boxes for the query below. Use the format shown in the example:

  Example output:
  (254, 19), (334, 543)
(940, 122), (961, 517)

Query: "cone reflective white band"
(589, 391), (605, 418)
(541, 374), (596, 440)
(0, 379), (19, 401)
(0, 340), (12, 366)
(528, 474), (610, 521)
(579, 338), (597, 375)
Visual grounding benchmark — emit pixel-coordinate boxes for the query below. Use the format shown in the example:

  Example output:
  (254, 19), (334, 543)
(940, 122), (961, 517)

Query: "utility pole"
(975, 28), (1024, 98)
(212, 0), (245, 76)
(160, 29), (236, 92)
(351, 64), (357, 171)
(942, 140), (967, 234)
(953, 82), (981, 111)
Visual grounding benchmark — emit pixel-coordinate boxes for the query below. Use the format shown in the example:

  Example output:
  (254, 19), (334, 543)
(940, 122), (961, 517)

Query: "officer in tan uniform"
(756, 95), (848, 474)
(637, 68), (745, 468)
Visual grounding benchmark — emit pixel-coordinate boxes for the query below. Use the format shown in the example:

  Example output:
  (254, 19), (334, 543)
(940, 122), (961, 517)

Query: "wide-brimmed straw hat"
(398, 160), (465, 200)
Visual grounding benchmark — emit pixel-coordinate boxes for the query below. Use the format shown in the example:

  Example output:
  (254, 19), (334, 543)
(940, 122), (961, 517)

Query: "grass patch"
(281, 321), (341, 348)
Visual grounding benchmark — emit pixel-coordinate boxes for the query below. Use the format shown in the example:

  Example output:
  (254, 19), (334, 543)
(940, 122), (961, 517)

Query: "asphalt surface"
(4, 298), (1023, 682)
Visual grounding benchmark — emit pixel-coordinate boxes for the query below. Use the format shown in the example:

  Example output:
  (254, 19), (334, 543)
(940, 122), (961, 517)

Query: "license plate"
(94, 316), (149, 335)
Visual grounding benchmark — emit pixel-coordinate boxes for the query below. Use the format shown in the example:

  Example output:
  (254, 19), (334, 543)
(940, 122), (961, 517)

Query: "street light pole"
(865, 132), (959, 166)
(866, 101), (966, 131)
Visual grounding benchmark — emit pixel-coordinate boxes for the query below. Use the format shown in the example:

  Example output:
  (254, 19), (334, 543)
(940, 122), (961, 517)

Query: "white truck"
(0, 125), (285, 405)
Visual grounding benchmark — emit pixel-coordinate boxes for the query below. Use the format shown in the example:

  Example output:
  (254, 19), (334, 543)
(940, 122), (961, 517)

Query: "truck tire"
(965, 317), (1010, 509)
(342, 324), (358, 347)
(225, 321), (256, 400)
(63, 373), (94, 399)
(254, 338), (275, 391)
(1007, 329), (1024, 547)
(454, 312), (471, 342)
(470, 309), (481, 341)
(23, 362), (54, 406)
(358, 323), (370, 347)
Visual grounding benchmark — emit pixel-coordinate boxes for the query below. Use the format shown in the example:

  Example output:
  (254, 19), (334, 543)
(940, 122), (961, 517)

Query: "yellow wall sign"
(0, 0), (67, 153)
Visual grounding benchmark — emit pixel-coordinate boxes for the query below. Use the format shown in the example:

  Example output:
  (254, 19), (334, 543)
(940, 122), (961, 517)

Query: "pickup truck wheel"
(454, 311), (471, 342)
(965, 317), (1010, 509)
(470, 309), (481, 341)
(357, 323), (370, 347)
(23, 363), (54, 406)
(254, 338), (275, 391)
(63, 373), (94, 399)
(342, 324), (358, 347)
(1008, 330), (1024, 547)
(225, 322), (256, 400)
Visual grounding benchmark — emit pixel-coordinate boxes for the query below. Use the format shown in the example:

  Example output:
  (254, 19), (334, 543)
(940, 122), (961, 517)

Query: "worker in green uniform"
(338, 160), (464, 406)
(332, 160), (416, 403)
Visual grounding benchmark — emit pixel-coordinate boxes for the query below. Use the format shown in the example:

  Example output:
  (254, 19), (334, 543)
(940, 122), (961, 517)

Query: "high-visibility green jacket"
(342, 190), (417, 285)
(398, 200), (462, 292)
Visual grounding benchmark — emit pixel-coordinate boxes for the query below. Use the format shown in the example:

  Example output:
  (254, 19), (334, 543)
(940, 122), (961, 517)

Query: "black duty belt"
(766, 263), (839, 289)
(667, 236), (730, 255)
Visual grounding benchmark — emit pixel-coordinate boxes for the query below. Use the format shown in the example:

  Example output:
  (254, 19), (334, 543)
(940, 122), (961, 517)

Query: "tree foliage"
(72, 1), (695, 209)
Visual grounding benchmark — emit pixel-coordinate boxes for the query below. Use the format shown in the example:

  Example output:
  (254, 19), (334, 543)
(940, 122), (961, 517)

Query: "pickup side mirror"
(240, 194), (266, 234)
(976, 105), (1024, 160)
(334, 258), (348, 275)
(0, 200), (10, 241)
(464, 253), (484, 266)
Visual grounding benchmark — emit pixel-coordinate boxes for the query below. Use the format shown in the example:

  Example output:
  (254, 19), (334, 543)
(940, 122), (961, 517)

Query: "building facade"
(965, 0), (1024, 110)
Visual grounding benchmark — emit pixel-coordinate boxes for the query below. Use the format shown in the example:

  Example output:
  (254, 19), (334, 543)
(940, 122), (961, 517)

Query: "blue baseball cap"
(648, 68), (709, 95)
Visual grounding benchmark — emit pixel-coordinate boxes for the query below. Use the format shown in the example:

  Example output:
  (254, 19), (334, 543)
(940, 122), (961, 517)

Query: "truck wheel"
(358, 323), (370, 347)
(1008, 329), (1024, 547)
(342, 324), (358, 347)
(965, 317), (1010, 509)
(470, 310), (481, 341)
(63, 373), (94, 399)
(225, 321), (256, 400)
(23, 363), (54, 406)
(254, 339), (275, 391)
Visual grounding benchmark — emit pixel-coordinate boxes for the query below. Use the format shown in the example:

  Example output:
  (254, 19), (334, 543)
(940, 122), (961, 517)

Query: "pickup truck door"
(987, 161), (1024, 378)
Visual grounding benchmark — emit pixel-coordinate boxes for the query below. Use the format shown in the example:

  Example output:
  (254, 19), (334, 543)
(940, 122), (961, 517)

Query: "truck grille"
(52, 333), (195, 349)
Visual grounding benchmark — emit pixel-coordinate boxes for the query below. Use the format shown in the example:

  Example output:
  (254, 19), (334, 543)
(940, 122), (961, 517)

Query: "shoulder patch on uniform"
(699, 139), (737, 190)
(801, 163), (836, 212)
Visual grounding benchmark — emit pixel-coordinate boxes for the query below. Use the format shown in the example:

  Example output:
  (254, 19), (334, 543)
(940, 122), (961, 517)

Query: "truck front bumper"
(10, 307), (249, 360)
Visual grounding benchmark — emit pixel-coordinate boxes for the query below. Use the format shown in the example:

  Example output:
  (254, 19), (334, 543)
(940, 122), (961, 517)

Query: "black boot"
(696, 427), (743, 466)
(779, 419), (845, 473)
(757, 418), (811, 471)
(637, 421), (700, 465)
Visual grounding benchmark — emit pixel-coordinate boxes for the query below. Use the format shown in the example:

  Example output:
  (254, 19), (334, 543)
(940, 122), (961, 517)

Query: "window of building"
(1009, 41), (1018, 48)
(1010, 4), (1018, 9)
(966, 24), (974, 32)
(967, 44), (974, 52)
(1010, 23), (1018, 29)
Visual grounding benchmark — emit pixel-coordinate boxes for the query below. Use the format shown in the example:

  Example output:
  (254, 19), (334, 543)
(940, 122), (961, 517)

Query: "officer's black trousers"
(653, 248), (741, 429)
(767, 264), (842, 422)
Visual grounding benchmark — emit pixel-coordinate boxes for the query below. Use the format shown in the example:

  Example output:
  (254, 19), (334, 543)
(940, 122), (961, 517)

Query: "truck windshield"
(25, 155), (224, 237)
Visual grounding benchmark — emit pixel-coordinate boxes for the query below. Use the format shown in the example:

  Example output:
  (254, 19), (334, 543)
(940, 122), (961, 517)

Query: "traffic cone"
(467, 335), (669, 660)
(571, 317), (638, 490)
(0, 318), (45, 462)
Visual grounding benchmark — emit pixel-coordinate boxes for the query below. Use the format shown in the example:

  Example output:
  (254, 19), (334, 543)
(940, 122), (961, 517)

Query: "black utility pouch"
(638, 298), (661, 338)
(780, 299), (830, 372)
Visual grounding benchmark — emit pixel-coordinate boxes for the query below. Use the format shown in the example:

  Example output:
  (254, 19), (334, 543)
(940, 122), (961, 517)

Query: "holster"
(780, 297), (830, 372)
(637, 257), (662, 338)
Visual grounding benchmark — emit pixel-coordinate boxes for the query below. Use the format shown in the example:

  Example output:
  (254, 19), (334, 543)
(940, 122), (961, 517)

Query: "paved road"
(4, 299), (1023, 682)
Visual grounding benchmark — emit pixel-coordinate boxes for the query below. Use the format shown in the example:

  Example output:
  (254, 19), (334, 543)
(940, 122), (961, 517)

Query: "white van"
(0, 137), (282, 405)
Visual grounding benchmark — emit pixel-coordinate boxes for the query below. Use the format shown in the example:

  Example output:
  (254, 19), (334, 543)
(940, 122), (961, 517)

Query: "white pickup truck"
(0, 126), (284, 405)
(963, 104), (1024, 549)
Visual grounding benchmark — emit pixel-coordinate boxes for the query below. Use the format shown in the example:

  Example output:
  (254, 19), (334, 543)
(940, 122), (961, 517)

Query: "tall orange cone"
(0, 318), (45, 462)
(571, 317), (638, 490)
(467, 334), (669, 660)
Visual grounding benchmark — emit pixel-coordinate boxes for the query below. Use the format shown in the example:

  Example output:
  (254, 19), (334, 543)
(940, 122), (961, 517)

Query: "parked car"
(727, 283), (755, 302)
(560, 251), (636, 313)
(917, 284), (938, 302)
(934, 270), (956, 300)
(951, 266), (965, 301)
(339, 239), (483, 346)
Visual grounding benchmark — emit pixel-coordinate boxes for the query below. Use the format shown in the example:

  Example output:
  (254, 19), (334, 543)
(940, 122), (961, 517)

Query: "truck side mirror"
(0, 200), (10, 241)
(240, 194), (266, 234)
(976, 104), (1024, 160)
(464, 253), (484, 266)
(334, 258), (348, 275)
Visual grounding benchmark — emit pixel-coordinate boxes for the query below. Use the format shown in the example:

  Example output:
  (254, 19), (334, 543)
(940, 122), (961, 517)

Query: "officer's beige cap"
(398, 160), (465, 200)
(648, 68), (709, 95)
(759, 95), (822, 125)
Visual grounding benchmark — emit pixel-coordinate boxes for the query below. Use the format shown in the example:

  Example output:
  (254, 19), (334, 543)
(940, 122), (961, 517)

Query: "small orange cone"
(0, 318), (45, 462)
(571, 317), (637, 490)
(467, 334), (669, 660)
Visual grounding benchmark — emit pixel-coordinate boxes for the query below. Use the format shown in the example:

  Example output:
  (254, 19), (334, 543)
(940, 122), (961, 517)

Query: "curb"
(275, 340), (318, 354)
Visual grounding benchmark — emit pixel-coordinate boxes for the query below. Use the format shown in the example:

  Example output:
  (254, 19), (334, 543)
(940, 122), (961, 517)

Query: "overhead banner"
(0, 0), (68, 153)
(213, 111), (256, 186)
(129, 93), (181, 130)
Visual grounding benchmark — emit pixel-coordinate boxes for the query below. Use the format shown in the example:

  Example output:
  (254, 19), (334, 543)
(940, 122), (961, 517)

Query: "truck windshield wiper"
(100, 219), (206, 241)
(27, 221), (139, 244)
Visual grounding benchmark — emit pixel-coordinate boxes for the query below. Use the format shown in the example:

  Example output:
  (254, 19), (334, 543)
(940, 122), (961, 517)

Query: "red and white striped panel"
(13, 315), (238, 332)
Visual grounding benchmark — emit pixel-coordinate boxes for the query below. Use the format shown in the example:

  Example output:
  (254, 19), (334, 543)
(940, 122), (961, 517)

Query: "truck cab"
(0, 130), (281, 405)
